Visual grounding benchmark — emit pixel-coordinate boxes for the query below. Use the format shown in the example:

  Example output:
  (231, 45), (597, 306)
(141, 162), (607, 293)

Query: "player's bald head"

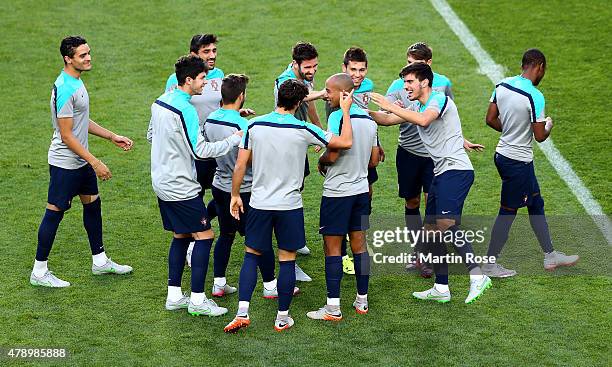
(326, 73), (354, 92)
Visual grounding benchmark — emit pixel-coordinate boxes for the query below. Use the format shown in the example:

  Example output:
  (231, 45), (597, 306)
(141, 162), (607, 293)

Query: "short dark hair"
(400, 63), (433, 87)
(292, 42), (318, 64)
(406, 42), (433, 61)
(343, 47), (368, 67)
(277, 79), (309, 110)
(175, 55), (208, 86)
(190, 34), (218, 53)
(60, 36), (87, 62)
(221, 74), (249, 104)
(522, 48), (546, 68)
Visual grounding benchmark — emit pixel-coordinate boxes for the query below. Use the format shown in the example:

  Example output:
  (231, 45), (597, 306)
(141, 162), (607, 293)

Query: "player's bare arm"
(369, 146), (381, 168)
(327, 90), (354, 149)
(485, 102), (503, 132)
(370, 92), (438, 127)
(58, 117), (111, 180)
(230, 147), (251, 219)
(88, 119), (133, 151)
(533, 116), (553, 142)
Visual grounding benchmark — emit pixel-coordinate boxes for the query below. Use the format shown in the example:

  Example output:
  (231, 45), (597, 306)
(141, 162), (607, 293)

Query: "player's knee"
(193, 229), (214, 240)
(79, 194), (99, 205)
(405, 196), (421, 209)
(46, 203), (63, 212)
(527, 193), (545, 215)
(278, 249), (296, 261)
(245, 246), (261, 256)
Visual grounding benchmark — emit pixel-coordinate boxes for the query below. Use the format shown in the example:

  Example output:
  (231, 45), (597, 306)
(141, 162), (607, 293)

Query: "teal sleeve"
(490, 89), (496, 103)
(56, 85), (77, 117)
(426, 93), (447, 114)
(184, 107), (200, 148)
(327, 110), (343, 135)
(165, 73), (178, 92)
(386, 79), (403, 95)
(532, 91), (546, 122)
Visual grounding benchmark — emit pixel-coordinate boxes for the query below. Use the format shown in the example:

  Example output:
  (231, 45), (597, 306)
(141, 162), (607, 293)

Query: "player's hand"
(230, 195), (244, 220)
(92, 159), (112, 181)
(544, 116), (554, 132)
(313, 145), (322, 153)
(463, 139), (485, 152)
(111, 134), (133, 151)
(340, 89), (354, 112)
(393, 100), (406, 108)
(239, 108), (256, 117)
(379, 145), (386, 162)
(369, 92), (393, 111)
(317, 162), (327, 177)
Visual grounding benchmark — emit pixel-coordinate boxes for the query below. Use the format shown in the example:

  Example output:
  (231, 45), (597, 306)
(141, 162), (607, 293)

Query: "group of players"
(31, 34), (579, 333)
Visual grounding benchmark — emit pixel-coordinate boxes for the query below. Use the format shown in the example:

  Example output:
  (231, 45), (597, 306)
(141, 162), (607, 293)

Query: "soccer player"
(273, 41), (326, 279)
(224, 78), (354, 333)
(30, 36), (134, 288)
(203, 74), (286, 299)
(482, 49), (579, 277)
(370, 63), (491, 304)
(148, 55), (242, 316)
(383, 42), (483, 278)
(323, 46), (382, 275)
(307, 73), (379, 321)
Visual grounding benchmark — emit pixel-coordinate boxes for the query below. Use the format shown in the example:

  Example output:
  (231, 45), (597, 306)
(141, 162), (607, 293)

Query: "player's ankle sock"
(237, 301), (250, 316)
(263, 279), (277, 291)
(214, 277), (227, 287)
(33, 260), (48, 278)
(238, 252), (259, 302)
(357, 294), (368, 302)
(527, 195), (554, 253)
(353, 252), (371, 296)
(168, 237), (190, 287)
(83, 198), (105, 256)
(258, 249), (276, 283)
(325, 256), (343, 299)
(92, 252), (109, 267)
(434, 283), (449, 293)
(213, 233), (235, 278)
(190, 239), (213, 294)
(277, 260), (296, 312)
(341, 237), (348, 257)
(277, 310), (289, 318)
(447, 225), (478, 272)
(35, 208), (64, 262)
(190, 292), (206, 305)
(327, 297), (340, 306)
(206, 199), (217, 220)
(167, 286), (183, 302)
(486, 207), (517, 259)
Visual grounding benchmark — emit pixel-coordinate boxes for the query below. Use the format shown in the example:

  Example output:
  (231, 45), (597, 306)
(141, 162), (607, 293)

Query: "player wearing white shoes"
(307, 73), (379, 321)
(30, 36), (134, 288)
(224, 79), (353, 333)
(148, 55), (242, 316)
(483, 49), (578, 277)
(273, 41), (327, 280)
(383, 42), (483, 278)
(370, 63), (491, 304)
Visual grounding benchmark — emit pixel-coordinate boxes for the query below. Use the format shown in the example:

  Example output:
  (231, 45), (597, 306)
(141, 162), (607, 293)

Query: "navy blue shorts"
(494, 152), (541, 209)
(47, 164), (98, 211)
(245, 207), (306, 252)
(195, 159), (217, 192)
(396, 146), (434, 199)
(158, 196), (211, 234)
(425, 170), (474, 225)
(319, 192), (371, 236)
(367, 167), (378, 185)
(211, 186), (250, 236)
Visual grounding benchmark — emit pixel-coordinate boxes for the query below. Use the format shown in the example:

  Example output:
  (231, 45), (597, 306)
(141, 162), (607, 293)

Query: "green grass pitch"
(0, 0), (610, 365)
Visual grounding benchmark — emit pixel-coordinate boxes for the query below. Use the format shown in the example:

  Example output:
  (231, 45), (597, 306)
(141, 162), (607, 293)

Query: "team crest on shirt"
(201, 217), (208, 226)
(362, 92), (370, 104)
(210, 80), (219, 91)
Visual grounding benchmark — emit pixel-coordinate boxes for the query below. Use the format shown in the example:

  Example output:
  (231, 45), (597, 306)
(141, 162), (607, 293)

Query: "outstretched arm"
(369, 92), (438, 127)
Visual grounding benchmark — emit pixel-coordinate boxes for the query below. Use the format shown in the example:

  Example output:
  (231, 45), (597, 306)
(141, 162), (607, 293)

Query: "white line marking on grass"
(431, 0), (612, 244)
